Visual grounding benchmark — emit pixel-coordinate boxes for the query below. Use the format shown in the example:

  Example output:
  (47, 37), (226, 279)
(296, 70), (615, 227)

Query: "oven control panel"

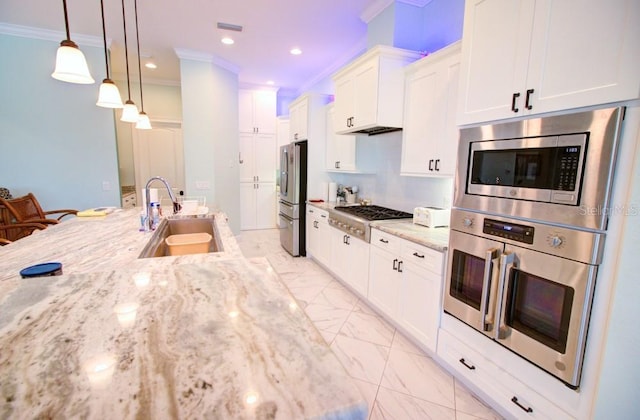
(483, 219), (534, 244)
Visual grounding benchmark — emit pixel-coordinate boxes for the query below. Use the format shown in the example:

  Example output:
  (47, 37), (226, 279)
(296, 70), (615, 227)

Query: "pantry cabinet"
(457, 0), (640, 125)
(401, 42), (461, 177)
(306, 206), (331, 267)
(325, 104), (357, 172)
(368, 229), (444, 351)
(239, 133), (277, 230)
(330, 226), (370, 297)
(289, 96), (309, 141)
(332, 46), (421, 134)
(239, 89), (277, 134)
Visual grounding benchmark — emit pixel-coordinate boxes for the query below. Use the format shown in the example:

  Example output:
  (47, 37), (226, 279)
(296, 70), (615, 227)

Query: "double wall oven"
(445, 107), (624, 388)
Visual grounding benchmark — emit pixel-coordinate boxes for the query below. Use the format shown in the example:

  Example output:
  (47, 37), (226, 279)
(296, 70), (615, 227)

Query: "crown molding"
(0, 23), (103, 48)
(174, 48), (240, 74)
(360, 0), (434, 23)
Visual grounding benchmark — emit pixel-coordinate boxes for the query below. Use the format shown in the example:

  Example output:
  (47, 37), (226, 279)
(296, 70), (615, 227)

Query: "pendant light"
(134, 0), (152, 129)
(96, 0), (124, 108)
(51, 0), (95, 84)
(120, 0), (139, 122)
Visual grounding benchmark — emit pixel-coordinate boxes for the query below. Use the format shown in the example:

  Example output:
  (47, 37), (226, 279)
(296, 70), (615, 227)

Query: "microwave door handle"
(495, 252), (516, 340)
(479, 248), (499, 332)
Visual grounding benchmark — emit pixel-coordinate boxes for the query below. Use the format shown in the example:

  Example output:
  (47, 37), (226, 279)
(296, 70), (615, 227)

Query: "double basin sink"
(138, 216), (223, 258)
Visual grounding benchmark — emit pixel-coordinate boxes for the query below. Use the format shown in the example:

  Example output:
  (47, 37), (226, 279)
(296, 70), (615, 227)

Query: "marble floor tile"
(380, 346), (456, 409)
(370, 387), (456, 420)
(286, 284), (325, 308)
(304, 303), (351, 333)
(330, 334), (390, 385)
(310, 285), (360, 310)
(454, 380), (504, 420)
(349, 378), (379, 418)
(391, 329), (431, 356)
(339, 310), (395, 347)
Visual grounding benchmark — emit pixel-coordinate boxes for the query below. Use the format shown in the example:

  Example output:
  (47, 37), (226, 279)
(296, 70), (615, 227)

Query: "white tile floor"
(236, 229), (503, 420)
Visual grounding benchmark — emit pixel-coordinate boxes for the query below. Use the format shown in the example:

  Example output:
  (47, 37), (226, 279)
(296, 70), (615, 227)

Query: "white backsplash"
(328, 131), (454, 213)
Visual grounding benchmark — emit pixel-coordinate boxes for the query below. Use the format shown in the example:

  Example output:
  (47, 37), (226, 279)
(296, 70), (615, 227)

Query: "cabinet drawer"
(370, 229), (402, 254)
(438, 329), (571, 420)
(307, 206), (328, 223)
(400, 241), (443, 275)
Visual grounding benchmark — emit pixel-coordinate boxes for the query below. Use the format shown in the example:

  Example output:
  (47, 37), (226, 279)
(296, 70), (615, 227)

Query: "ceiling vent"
(217, 22), (243, 32)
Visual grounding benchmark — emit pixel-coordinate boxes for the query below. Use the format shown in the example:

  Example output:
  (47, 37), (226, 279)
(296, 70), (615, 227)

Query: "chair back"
(0, 193), (46, 223)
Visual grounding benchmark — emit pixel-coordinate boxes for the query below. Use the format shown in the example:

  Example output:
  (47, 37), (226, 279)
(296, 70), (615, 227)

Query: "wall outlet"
(196, 180), (211, 190)
(102, 181), (111, 191)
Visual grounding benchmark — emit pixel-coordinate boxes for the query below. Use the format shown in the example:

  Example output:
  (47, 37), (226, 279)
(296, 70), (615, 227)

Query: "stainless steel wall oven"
(445, 107), (624, 389)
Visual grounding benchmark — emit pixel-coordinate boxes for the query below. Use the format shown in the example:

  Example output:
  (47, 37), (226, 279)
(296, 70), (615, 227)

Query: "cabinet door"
(239, 182), (257, 230)
(457, 0), (535, 125)
(254, 134), (276, 183)
(345, 235), (370, 297)
(368, 245), (400, 318)
(255, 183), (276, 229)
(437, 57), (461, 176)
(398, 262), (441, 351)
(526, 0), (640, 114)
(353, 58), (379, 129)
(239, 90), (255, 133)
(402, 65), (442, 174)
(334, 75), (355, 132)
(330, 227), (350, 280)
(315, 218), (331, 267)
(253, 90), (276, 133)
(239, 133), (255, 183)
(326, 105), (356, 171)
(289, 99), (309, 141)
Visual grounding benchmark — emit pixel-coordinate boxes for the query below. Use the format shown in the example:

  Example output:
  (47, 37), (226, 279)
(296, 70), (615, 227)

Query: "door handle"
(511, 92), (520, 113)
(495, 252), (516, 340)
(525, 88), (534, 110)
(459, 358), (476, 370)
(479, 248), (499, 332)
(345, 235), (350, 245)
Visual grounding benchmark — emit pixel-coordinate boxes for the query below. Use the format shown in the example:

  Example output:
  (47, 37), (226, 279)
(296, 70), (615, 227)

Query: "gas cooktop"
(333, 205), (412, 221)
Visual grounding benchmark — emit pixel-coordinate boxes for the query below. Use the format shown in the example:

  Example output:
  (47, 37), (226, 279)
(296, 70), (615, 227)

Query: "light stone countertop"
(0, 209), (366, 419)
(370, 220), (450, 252)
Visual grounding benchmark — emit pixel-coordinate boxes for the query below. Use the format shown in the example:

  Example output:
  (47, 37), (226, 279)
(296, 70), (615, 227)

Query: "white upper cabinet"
(325, 104), (356, 172)
(239, 133), (276, 183)
(332, 46), (421, 135)
(401, 42), (461, 177)
(289, 95), (309, 141)
(457, 0), (640, 125)
(239, 89), (277, 134)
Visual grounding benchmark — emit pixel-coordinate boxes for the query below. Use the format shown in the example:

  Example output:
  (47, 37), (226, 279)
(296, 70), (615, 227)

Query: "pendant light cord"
(62, 0), (71, 41)
(121, 0), (132, 101)
(100, 0), (110, 78)
(134, 0), (145, 112)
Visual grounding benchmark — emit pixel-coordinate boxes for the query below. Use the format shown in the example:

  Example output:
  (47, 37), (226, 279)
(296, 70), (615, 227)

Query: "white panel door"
(239, 182), (257, 230)
(254, 134), (276, 183)
(239, 133), (254, 183)
(132, 122), (185, 205)
(255, 183), (276, 229)
(368, 246), (400, 318)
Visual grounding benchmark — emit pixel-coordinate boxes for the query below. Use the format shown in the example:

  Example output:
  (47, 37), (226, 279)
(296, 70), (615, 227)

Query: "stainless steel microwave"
(454, 107), (625, 231)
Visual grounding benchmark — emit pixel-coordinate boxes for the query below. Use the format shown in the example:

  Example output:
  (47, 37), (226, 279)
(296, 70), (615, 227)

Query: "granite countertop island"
(0, 209), (366, 419)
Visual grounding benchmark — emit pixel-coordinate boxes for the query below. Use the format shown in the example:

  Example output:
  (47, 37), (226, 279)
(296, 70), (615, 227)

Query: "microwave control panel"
(483, 218), (534, 244)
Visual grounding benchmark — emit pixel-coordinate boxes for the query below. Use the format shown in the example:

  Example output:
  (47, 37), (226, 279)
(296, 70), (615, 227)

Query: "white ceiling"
(0, 0), (387, 92)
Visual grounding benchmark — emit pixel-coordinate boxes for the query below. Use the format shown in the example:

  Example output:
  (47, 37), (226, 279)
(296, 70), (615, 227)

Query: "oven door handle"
(479, 248), (500, 332)
(495, 252), (516, 340)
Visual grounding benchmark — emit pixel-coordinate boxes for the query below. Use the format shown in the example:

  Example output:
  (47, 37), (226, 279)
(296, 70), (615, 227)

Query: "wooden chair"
(0, 193), (77, 226)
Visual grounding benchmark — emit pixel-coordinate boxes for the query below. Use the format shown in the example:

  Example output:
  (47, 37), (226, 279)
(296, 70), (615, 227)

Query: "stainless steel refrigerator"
(278, 141), (307, 256)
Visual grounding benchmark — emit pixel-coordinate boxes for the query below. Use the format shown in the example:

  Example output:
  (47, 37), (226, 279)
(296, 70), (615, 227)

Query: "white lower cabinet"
(306, 206), (331, 267)
(368, 228), (444, 352)
(438, 328), (572, 419)
(240, 182), (276, 230)
(330, 226), (369, 297)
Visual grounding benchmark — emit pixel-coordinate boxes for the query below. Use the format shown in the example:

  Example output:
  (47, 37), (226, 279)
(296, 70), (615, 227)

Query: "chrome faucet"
(144, 176), (182, 230)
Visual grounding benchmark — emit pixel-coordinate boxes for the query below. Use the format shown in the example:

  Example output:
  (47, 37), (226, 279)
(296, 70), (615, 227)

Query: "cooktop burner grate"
(333, 205), (412, 221)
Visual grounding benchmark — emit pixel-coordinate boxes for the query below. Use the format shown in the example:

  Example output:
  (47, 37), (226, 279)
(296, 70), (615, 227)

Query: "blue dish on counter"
(20, 262), (63, 278)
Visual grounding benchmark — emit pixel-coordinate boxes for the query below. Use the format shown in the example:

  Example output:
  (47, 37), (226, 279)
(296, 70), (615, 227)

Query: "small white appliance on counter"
(413, 207), (450, 228)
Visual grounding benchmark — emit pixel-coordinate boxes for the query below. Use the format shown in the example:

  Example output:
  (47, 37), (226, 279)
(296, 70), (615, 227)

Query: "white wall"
(179, 57), (241, 233)
(0, 33), (120, 211)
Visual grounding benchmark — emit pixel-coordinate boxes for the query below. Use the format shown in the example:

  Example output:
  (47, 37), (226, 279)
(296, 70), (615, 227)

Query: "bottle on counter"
(151, 202), (160, 230)
(139, 210), (148, 232)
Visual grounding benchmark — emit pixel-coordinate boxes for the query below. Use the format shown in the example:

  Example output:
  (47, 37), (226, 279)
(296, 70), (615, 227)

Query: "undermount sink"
(138, 216), (223, 258)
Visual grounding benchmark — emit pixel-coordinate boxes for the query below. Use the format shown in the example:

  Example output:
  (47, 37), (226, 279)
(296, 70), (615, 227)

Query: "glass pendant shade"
(96, 79), (124, 108)
(52, 41), (95, 84)
(120, 100), (139, 122)
(136, 112), (152, 129)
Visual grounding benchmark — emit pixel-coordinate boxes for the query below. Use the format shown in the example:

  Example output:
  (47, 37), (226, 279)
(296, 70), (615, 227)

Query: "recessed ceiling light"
(221, 37), (234, 45)
(290, 47), (302, 55)
(145, 62), (157, 69)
